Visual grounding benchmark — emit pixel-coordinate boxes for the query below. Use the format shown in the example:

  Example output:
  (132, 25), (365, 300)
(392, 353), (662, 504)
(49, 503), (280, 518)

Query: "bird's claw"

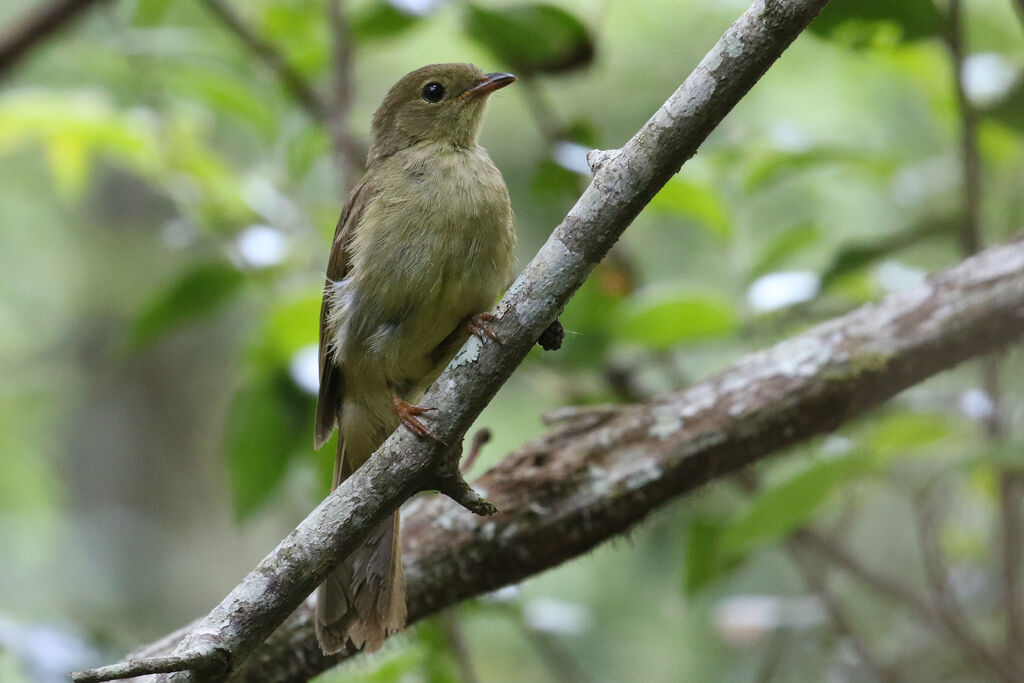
(391, 391), (443, 442)
(466, 312), (501, 344)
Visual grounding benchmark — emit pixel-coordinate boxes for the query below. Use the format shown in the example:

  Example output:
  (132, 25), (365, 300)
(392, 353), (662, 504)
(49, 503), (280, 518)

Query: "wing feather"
(314, 179), (374, 449)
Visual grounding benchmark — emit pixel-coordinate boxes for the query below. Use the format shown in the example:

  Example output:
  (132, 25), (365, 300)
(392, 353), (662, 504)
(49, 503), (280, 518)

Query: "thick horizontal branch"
(75, 1), (832, 680)
(0, 0), (109, 80)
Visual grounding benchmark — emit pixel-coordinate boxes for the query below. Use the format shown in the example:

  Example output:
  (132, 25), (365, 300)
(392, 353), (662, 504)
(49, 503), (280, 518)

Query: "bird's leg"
(390, 386), (441, 442)
(465, 312), (500, 344)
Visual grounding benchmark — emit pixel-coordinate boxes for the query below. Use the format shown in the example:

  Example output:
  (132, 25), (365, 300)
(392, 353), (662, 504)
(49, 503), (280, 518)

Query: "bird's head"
(368, 63), (516, 164)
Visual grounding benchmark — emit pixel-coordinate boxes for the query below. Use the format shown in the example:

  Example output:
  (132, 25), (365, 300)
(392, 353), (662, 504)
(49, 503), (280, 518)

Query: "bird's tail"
(315, 439), (407, 654)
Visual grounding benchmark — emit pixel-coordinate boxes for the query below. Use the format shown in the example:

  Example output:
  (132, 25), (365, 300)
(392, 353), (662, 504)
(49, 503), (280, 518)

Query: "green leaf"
(821, 218), (956, 290)
(556, 272), (623, 367)
(351, 1), (423, 41)
(684, 516), (738, 595)
(566, 118), (600, 147)
(133, 0), (174, 25)
(261, 4), (328, 74)
(870, 411), (951, 463)
(45, 133), (89, 198)
(464, 3), (594, 75)
(720, 454), (873, 555)
(618, 289), (738, 349)
(341, 645), (427, 683)
(749, 223), (821, 279)
(649, 178), (731, 240)
(531, 157), (581, 200)
(130, 262), (245, 349)
(744, 148), (894, 191)
(417, 619), (461, 683)
(287, 125), (329, 178)
(225, 371), (299, 520)
(809, 0), (945, 47)
(163, 66), (277, 136)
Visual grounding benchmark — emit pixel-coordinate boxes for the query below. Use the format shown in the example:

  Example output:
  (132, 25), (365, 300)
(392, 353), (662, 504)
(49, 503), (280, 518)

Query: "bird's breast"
(339, 145), (514, 382)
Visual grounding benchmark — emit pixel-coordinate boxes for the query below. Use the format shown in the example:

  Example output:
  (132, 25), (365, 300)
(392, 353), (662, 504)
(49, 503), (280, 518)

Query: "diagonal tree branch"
(0, 0), (110, 80)
(234, 236), (1024, 682)
(71, 0), (846, 679)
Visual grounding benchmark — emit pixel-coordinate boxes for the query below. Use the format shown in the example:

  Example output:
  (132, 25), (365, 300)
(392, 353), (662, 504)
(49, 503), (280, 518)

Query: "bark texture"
(225, 237), (1024, 682)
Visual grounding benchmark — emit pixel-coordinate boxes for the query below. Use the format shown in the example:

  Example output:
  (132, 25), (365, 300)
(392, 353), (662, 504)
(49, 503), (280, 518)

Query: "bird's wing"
(315, 178), (374, 449)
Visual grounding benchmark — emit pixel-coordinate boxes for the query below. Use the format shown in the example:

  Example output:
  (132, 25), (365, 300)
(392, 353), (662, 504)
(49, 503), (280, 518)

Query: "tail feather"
(316, 436), (406, 655)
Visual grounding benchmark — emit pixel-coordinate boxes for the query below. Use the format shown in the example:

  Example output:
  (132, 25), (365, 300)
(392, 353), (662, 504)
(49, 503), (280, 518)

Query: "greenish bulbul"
(313, 63), (517, 654)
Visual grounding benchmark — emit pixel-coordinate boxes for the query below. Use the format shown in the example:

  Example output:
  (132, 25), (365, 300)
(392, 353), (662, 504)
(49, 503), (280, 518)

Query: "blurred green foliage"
(2, 0), (1024, 681)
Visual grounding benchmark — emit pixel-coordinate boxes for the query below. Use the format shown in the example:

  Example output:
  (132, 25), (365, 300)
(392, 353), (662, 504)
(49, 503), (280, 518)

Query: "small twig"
(753, 628), (789, 683)
(71, 650), (227, 683)
(199, 0), (328, 121)
(793, 529), (945, 630)
(519, 79), (567, 144)
(125, 620), (196, 660)
(0, 0), (110, 81)
(787, 540), (901, 683)
(743, 473), (897, 681)
(912, 490), (1017, 681)
(435, 469), (498, 517)
(944, 0), (982, 257)
(1000, 468), (1024, 664)
(326, 0), (365, 191)
(460, 428), (492, 474)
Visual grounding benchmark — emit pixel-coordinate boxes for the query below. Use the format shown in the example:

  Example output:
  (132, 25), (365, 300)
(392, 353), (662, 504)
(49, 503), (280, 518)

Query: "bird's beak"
(460, 72), (517, 98)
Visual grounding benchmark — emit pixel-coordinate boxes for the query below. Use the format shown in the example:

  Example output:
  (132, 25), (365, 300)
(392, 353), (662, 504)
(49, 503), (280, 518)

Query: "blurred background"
(2, 0), (1024, 681)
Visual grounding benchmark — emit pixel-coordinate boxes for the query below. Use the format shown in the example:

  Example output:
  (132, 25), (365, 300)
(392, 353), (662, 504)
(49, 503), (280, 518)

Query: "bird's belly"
(344, 227), (508, 390)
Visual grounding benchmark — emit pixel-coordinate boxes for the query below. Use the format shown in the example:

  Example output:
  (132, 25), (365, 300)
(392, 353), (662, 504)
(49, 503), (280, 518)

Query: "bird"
(313, 63), (517, 655)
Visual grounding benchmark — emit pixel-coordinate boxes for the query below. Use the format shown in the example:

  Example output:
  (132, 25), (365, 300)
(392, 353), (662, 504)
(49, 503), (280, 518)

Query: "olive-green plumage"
(314, 63), (516, 654)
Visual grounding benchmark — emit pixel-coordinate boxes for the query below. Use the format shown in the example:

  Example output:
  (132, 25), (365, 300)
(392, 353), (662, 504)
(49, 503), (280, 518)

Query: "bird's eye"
(421, 82), (446, 103)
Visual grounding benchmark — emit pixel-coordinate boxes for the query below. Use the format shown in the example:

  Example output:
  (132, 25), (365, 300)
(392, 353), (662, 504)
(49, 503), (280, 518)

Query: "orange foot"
(390, 388), (441, 441)
(466, 312), (501, 344)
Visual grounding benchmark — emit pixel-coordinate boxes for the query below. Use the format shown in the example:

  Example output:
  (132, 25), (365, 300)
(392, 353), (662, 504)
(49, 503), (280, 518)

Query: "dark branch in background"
(731, 471), (900, 679)
(786, 540), (902, 683)
(913, 489), (1017, 681)
(85, 236), (1024, 683)
(791, 529), (940, 628)
(1015, 0), (1024, 32)
(945, 0), (981, 257)
(71, 1), (835, 680)
(0, 0), (110, 80)
(943, 0), (1023, 668)
(326, 0), (364, 192)
(519, 79), (567, 143)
